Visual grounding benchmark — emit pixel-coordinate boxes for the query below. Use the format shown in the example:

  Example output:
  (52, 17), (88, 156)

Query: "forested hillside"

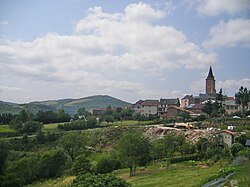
(0, 95), (131, 115)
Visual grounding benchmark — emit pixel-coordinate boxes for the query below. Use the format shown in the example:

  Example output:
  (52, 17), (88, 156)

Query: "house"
(132, 99), (159, 116)
(132, 100), (144, 114)
(181, 95), (201, 108)
(218, 130), (237, 147)
(161, 105), (194, 119)
(89, 108), (106, 116)
(223, 99), (240, 115)
(186, 103), (205, 115)
(158, 98), (180, 115)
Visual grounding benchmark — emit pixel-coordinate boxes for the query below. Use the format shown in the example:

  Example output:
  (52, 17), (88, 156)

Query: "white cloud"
(0, 21), (10, 27)
(191, 78), (250, 97)
(217, 78), (250, 94)
(0, 3), (216, 102)
(198, 0), (250, 15)
(203, 19), (250, 48)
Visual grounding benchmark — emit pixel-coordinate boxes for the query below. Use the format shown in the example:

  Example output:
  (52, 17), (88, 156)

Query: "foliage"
(202, 89), (226, 117)
(230, 143), (244, 157)
(96, 157), (121, 174)
(3, 150), (67, 186)
(35, 109), (71, 124)
(235, 86), (250, 116)
(0, 113), (17, 124)
(0, 141), (9, 174)
(201, 167), (237, 185)
(71, 173), (131, 187)
(117, 133), (151, 176)
(58, 117), (97, 131)
(59, 132), (88, 162)
(72, 155), (92, 175)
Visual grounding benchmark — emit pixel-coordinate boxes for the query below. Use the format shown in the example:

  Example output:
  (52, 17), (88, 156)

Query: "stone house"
(158, 98), (180, 115)
(132, 99), (159, 116)
(161, 105), (194, 119)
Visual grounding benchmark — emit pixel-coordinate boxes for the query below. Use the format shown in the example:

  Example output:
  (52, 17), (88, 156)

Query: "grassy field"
(227, 160), (250, 186)
(26, 176), (75, 187)
(116, 162), (224, 187)
(26, 160), (250, 187)
(42, 122), (66, 132)
(0, 125), (16, 133)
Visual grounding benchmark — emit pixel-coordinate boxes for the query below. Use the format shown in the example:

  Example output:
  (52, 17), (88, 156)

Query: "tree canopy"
(117, 133), (151, 176)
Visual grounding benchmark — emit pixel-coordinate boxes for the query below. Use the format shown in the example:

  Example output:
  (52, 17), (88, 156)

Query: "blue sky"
(0, 0), (250, 103)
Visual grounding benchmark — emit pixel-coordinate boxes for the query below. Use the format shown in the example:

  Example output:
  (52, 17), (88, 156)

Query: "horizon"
(0, 0), (250, 103)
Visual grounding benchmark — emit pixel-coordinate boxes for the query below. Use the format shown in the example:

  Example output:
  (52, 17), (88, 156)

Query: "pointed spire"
(206, 66), (214, 79)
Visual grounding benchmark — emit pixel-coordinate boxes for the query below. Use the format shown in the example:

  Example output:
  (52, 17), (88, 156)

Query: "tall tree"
(235, 86), (250, 116)
(59, 132), (88, 162)
(118, 133), (151, 177)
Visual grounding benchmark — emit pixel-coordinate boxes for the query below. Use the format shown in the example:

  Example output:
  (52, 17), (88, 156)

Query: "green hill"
(0, 95), (131, 115)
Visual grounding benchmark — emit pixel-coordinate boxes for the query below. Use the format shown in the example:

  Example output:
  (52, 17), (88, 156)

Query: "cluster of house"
(132, 66), (247, 119)
(131, 94), (242, 119)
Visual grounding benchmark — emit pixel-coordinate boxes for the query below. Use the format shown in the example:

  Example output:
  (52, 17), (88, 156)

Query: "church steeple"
(206, 66), (216, 94)
(207, 66), (214, 79)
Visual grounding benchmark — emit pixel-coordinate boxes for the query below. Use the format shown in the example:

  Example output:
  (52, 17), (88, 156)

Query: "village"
(89, 66), (250, 148)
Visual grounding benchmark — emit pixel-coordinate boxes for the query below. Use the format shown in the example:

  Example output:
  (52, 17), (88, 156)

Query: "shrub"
(71, 173), (131, 187)
(72, 155), (92, 175)
(96, 157), (121, 174)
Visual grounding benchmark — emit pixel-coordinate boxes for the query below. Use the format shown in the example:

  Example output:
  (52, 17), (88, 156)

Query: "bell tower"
(206, 66), (216, 94)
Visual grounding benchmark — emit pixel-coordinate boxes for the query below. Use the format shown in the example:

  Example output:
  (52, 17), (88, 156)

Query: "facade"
(158, 98), (180, 115)
(161, 105), (194, 119)
(132, 100), (159, 116)
(186, 103), (205, 115)
(219, 130), (237, 146)
(181, 95), (201, 108)
(206, 66), (216, 94)
(224, 99), (240, 115)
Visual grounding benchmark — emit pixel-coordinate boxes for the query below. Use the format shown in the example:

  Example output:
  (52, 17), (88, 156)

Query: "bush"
(58, 118), (97, 131)
(6, 150), (67, 185)
(71, 173), (131, 187)
(72, 155), (92, 175)
(230, 143), (244, 157)
(96, 157), (121, 174)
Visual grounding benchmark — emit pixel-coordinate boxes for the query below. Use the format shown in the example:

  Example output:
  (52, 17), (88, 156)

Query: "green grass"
(227, 160), (250, 187)
(116, 162), (224, 187)
(42, 122), (67, 132)
(26, 160), (250, 187)
(0, 125), (16, 133)
(27, 176), (75, 187)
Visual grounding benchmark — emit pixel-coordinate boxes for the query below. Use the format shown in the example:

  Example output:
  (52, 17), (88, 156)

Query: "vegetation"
(235, 86), (250, 117)
(1, 92), (250, 187)
(118, 133), (151, 176)
(71, 173), (131, 187)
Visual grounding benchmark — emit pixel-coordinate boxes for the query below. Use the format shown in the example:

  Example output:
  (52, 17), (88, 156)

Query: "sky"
(0, 0), (250, 103)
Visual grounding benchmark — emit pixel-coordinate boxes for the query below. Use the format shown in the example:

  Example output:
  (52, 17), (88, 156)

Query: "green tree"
(59, 132), (88, 162)
(71, 173), (131, 187)
(0, 141), (9, 174)
(36, 130), (45, 144)
(162, 133), (185, 158)
(72, 155), (91, 175)
(104, 115), (115, 124)
(235, 86), (250, 117)
(202, 100), (213, 117)
(230, 143), (244, 157)
(118, 133), (151, 177)
(96, 157), (121, 174)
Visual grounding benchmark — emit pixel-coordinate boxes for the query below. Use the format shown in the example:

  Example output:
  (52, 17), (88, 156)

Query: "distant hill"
(0, 95), (131, 115)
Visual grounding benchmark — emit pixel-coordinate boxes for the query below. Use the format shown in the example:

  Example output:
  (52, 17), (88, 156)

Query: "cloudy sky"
(0, 0), (250, 103)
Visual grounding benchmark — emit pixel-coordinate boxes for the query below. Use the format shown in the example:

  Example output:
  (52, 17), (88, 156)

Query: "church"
(181, 66), (218, 108)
